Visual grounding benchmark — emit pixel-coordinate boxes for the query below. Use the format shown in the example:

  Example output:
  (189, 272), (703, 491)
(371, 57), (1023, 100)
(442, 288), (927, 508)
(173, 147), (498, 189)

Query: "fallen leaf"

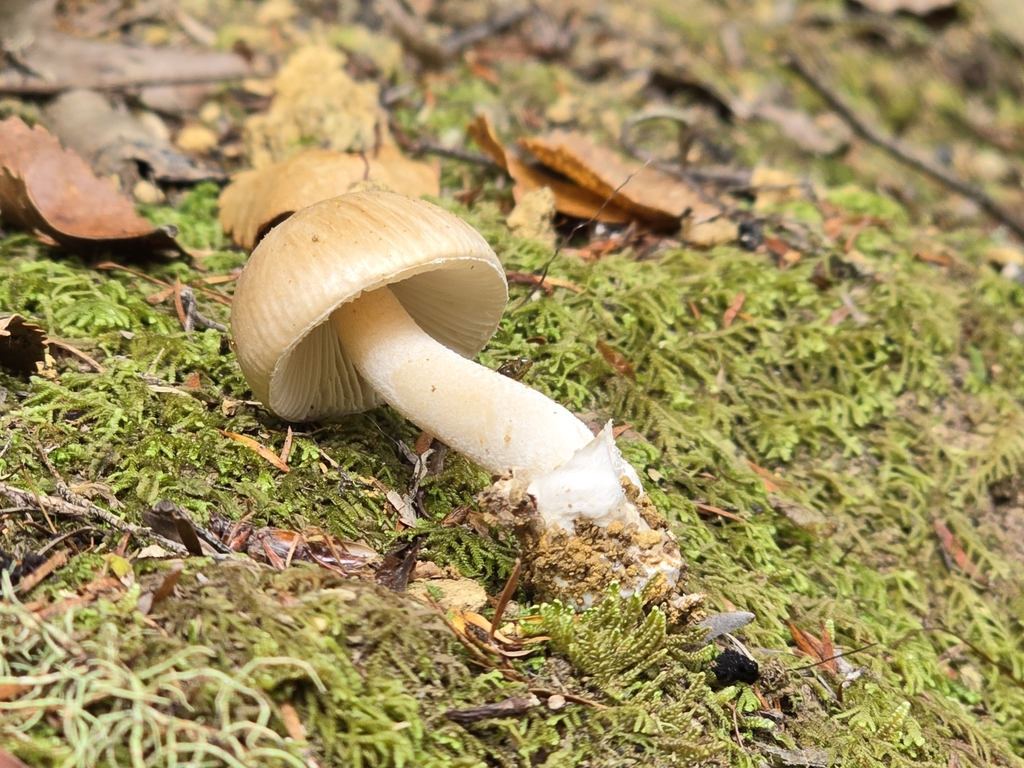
(219, 146), (439, 250)
(519, 130), (720, 228)
(141, 499), (206, 556)
(596, 340), (636, 380)
(467, 115), (633, 224)
(787, 621), (836, 675)
(0, 117), (182, 255)
(150, 564), (183, 608)
(0, 314), (48, 374)
(914, 251), (953, 267)
(217, 428), (290, 472)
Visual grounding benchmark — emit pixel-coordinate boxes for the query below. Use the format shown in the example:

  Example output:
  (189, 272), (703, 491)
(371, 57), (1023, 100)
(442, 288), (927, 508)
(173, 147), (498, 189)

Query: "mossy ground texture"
(4, 0), (1024, 764)
(2, 177), (1024, 766)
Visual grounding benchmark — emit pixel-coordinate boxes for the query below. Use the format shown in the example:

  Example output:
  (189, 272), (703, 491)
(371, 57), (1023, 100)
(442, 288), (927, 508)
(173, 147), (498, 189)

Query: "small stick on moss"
(489, 558), (522, 643)
(0, 482), (190, 556)
(784, 53), (1024, 241)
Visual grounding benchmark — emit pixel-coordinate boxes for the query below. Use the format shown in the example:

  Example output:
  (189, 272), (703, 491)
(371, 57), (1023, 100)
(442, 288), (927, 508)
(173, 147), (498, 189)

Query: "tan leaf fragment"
(218, 146), (440, 250)
(0, 117), (182, 255)
(519, 130), (720, 229)
(466, 115), (632, 224)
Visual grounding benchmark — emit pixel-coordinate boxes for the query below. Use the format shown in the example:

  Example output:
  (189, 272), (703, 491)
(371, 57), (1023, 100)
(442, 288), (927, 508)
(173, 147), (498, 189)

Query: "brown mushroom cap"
(231, 191), (507, 421)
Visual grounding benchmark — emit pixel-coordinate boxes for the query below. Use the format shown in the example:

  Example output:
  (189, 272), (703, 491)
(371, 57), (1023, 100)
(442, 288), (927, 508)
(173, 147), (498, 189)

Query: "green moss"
(4, 170), (1024, 766)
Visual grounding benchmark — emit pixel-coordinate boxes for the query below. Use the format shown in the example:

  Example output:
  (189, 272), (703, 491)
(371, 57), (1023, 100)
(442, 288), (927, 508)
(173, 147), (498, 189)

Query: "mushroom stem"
(333, 284), (683, 607)
(331, 285), (594, 479)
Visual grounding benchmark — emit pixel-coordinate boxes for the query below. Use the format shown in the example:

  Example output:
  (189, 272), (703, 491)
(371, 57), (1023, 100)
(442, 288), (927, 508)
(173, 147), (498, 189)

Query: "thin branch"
(785, 53), (1024, 241)
(0, 482), (190, 556)
(0, 71), (248, 97)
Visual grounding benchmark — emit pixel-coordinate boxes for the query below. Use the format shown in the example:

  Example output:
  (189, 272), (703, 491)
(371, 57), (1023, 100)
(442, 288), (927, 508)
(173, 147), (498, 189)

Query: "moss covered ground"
(4, 0), (1024, 766)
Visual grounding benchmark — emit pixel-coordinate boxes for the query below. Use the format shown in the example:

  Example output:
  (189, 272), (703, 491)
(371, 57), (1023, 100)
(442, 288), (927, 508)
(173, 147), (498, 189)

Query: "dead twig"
(179, 285), (228, 332)
(379, 0), (529, 67)
(388, 115), (496, 166)
(785, 53), (1024, 241)
(0, 482), (189, 556)
(0, 71), (249, 97)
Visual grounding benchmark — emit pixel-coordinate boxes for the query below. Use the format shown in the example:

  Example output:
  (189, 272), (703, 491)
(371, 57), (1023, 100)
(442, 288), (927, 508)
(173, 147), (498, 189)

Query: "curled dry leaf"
(0, 117), (182, 256)
(467, 114), (633, 224)
(519, 130), (721, 229)
(0, 314), (48, 374)
(219, 146), (440, 250)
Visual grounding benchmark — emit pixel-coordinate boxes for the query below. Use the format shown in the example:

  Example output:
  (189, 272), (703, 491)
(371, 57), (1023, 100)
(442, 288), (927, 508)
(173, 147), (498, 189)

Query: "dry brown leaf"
(596, 340), (636, 380)
(0, 117), (182, 255)
(519, 130), (720, 229)
(467, 115), (632, 224)
(219, 146), (440, 250)
(0, 314), (48, 374)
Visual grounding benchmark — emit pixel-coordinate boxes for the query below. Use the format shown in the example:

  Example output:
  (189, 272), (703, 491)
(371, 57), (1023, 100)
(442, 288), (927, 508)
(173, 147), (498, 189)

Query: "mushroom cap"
(231, 191), (508, 421)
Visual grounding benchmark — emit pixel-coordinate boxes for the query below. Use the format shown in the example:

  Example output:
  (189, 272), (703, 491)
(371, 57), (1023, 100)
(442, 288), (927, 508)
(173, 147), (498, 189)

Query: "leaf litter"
(0, 117), (182, 255)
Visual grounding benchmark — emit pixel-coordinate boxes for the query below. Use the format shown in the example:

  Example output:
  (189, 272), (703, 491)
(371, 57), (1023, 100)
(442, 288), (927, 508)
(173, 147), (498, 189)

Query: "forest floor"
(2, 0), (1024, 766)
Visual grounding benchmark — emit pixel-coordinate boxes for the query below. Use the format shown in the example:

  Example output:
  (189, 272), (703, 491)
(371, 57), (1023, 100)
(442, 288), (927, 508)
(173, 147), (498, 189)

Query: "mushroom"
(231, 191), (683, 606)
